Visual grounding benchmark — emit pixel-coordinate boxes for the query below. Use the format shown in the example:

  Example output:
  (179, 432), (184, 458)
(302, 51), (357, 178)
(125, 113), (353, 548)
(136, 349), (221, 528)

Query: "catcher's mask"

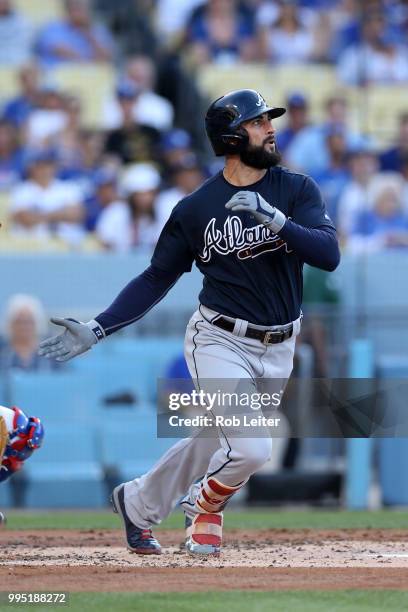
(205, 89), (286, 157)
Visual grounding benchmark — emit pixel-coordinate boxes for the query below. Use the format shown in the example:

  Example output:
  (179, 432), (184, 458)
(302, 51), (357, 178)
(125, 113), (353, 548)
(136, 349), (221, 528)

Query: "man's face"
(30, 161), (55, 184)
(0, 0), (11, 17)
(239, 113), (281, 169)
(10, 308), (37, 345)
(97, 183), (116, 206)
(66, 0), (90, 27)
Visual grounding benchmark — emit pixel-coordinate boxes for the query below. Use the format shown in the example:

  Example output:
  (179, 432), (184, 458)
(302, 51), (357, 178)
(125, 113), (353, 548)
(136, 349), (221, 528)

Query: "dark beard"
(239, 143), (281, 169)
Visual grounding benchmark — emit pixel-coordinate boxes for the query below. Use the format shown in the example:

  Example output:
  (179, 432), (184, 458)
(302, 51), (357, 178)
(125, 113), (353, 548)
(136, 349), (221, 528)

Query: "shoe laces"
(140, 529), (153, 541)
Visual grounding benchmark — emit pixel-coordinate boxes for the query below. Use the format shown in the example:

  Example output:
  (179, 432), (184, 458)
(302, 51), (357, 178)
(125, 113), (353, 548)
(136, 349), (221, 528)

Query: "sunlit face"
(30, 161), (56, 185)
(67, 0), (90, 27)
(350, 153), (378, 180)
(0, 0), (10, 17)
(10, 308), (37, 344)
(0, 122), (15, 150)
(97, 183), (116, 206)
(238, 113), (281, 169)
(375, 188), (400, 218)
(242, 113), (276, 152)
(129, 190), (156, 215)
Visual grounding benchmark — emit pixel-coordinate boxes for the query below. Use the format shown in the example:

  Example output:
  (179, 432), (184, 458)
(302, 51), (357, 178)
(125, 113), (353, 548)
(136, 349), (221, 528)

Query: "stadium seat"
(24, 424), (106, 508)
(52, 65), (115, 129)
(376, 355), (408, 378)
(8, 370), (102, 425)
(0, 481), (12, 508)
(197, 63), (346, 124)
(0, 66), (20, 100)
(98, 411), (178, 481)
(0, 193), (10, 232)
(379, 439), (408, 505)
(0, 234), (69, 253)
(69, 354), (152, 404)
(109, 337), (185, 401)
(14, 0), (63, 24)
(0, 374), (6, 405)
(365, 85), (408, 146)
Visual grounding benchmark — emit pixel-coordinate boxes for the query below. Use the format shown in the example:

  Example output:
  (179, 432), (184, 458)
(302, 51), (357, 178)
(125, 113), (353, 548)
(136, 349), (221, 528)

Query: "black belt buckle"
(263, 329), (285, 345)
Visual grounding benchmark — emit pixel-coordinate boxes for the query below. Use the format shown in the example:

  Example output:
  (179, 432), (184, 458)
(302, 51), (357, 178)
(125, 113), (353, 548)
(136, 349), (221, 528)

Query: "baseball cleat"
(111, 484), (162, 555)
(185, 512), (223, 556)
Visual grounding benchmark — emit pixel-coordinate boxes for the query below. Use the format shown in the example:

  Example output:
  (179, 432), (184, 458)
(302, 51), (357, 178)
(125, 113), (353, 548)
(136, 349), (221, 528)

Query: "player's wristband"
(263, 208), (286, 234)
(85, 319), (106, 342)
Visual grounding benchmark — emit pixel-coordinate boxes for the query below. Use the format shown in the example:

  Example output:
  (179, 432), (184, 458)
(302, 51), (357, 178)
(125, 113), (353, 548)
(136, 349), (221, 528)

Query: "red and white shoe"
(185, 512), (223, 556)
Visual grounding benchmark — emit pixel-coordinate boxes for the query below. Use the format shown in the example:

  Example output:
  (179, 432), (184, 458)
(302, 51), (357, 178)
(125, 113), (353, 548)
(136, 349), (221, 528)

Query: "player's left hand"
(225, 191), (286, 234)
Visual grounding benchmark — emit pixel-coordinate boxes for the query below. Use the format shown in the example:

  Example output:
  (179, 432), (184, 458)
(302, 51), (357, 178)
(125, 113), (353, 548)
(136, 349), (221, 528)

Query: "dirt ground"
(1, 529), (408, 591)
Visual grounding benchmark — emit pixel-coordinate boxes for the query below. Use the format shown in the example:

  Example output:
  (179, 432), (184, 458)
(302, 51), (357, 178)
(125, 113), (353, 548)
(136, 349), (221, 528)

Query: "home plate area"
(1, 529), (408, 591)
(3, 542), (408, 568)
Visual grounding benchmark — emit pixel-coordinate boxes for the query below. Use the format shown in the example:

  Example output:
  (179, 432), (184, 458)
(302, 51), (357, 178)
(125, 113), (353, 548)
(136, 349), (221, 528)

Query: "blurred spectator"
(380, 113), (408, 172)
(187, 0), (257, 65)
(10, 149), (85, 246)
(156, 153), (205, 225)
(0, 294), (59, 372)
(286, 94), (360, 174)
(156, 0), (205, 47)
(257, 0), (330, 63)
(95, 0), (159, 57)
(25, 85), (68, 148)
(95, 163), (162, 251)
(277, 92), (310, 156)
(347, 173), (408, 252)
(35, 0), (114, 68)
(92, 169), (128, 249)
(337, 141), (379, 238)
(326, 0), (401, 60)
(327, 0), (361, 59)
(0, 120), (24, 191)
(2, 63), (41, 129)
(337, 10), (408, 85)
(104, 85), (160, 165)
(160, 129), (194, 177)
(311, 126), (350, 219)
(102, 56), (174, 131)
(50, 95), (83, 176)
(58, 128), (109, 192)
(0, 0), (33, 66)
(402, 152), (408, 209)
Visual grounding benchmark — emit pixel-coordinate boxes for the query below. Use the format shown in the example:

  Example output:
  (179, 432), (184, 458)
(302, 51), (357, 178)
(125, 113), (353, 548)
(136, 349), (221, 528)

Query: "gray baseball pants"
(124, 305), (300, 528)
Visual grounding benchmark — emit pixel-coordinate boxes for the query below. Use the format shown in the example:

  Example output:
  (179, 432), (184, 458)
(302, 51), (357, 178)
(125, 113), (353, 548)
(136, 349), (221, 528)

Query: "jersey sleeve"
(292, 175), (335, 229)
(151, 205), (195, 274)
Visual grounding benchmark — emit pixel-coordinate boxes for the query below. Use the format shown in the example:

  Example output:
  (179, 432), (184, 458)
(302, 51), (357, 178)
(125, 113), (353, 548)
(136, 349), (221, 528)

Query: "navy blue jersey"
(151, 167), (335, 326)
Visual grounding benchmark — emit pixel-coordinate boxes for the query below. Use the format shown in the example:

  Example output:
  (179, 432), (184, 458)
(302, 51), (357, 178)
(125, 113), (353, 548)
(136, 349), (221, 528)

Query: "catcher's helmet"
(205, 89), (286, 156)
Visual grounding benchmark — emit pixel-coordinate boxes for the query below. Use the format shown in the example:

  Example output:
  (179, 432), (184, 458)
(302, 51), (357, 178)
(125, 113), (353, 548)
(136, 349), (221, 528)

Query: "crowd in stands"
(0, 294), (60, 372)
(0, 0), (407, 255)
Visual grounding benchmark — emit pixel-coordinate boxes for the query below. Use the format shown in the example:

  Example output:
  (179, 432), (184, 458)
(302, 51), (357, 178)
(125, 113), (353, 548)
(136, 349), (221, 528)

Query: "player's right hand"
(38, 318), (105, 362)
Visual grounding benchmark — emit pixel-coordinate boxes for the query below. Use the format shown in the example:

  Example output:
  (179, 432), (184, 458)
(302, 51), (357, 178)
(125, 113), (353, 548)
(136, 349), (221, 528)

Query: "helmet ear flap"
(221, 134), (242, 146)
(221, 127), (249, 154)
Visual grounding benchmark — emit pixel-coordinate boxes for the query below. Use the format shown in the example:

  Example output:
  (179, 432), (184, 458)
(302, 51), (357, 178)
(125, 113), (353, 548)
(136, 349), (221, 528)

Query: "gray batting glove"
(225, 191), (286, 234)
(38, 318), (105, 362)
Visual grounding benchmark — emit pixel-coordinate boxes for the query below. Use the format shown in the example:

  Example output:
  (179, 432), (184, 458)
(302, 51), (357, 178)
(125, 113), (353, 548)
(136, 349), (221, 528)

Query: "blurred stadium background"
(0, 0), (407, 513)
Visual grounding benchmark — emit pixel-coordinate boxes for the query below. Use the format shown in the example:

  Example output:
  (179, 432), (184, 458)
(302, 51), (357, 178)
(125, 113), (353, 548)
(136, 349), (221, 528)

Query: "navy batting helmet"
(205, 89), (286, 156)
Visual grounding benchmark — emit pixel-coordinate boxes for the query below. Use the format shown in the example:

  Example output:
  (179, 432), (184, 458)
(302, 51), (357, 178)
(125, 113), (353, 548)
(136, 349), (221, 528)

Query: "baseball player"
(0, 405), (44, 524)
(39, 89), (340, 556)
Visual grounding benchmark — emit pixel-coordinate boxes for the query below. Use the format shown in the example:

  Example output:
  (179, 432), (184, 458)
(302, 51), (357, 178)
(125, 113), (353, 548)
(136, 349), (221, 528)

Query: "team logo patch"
(199, 216), (292, 263)
(255, 93), (265, 107)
